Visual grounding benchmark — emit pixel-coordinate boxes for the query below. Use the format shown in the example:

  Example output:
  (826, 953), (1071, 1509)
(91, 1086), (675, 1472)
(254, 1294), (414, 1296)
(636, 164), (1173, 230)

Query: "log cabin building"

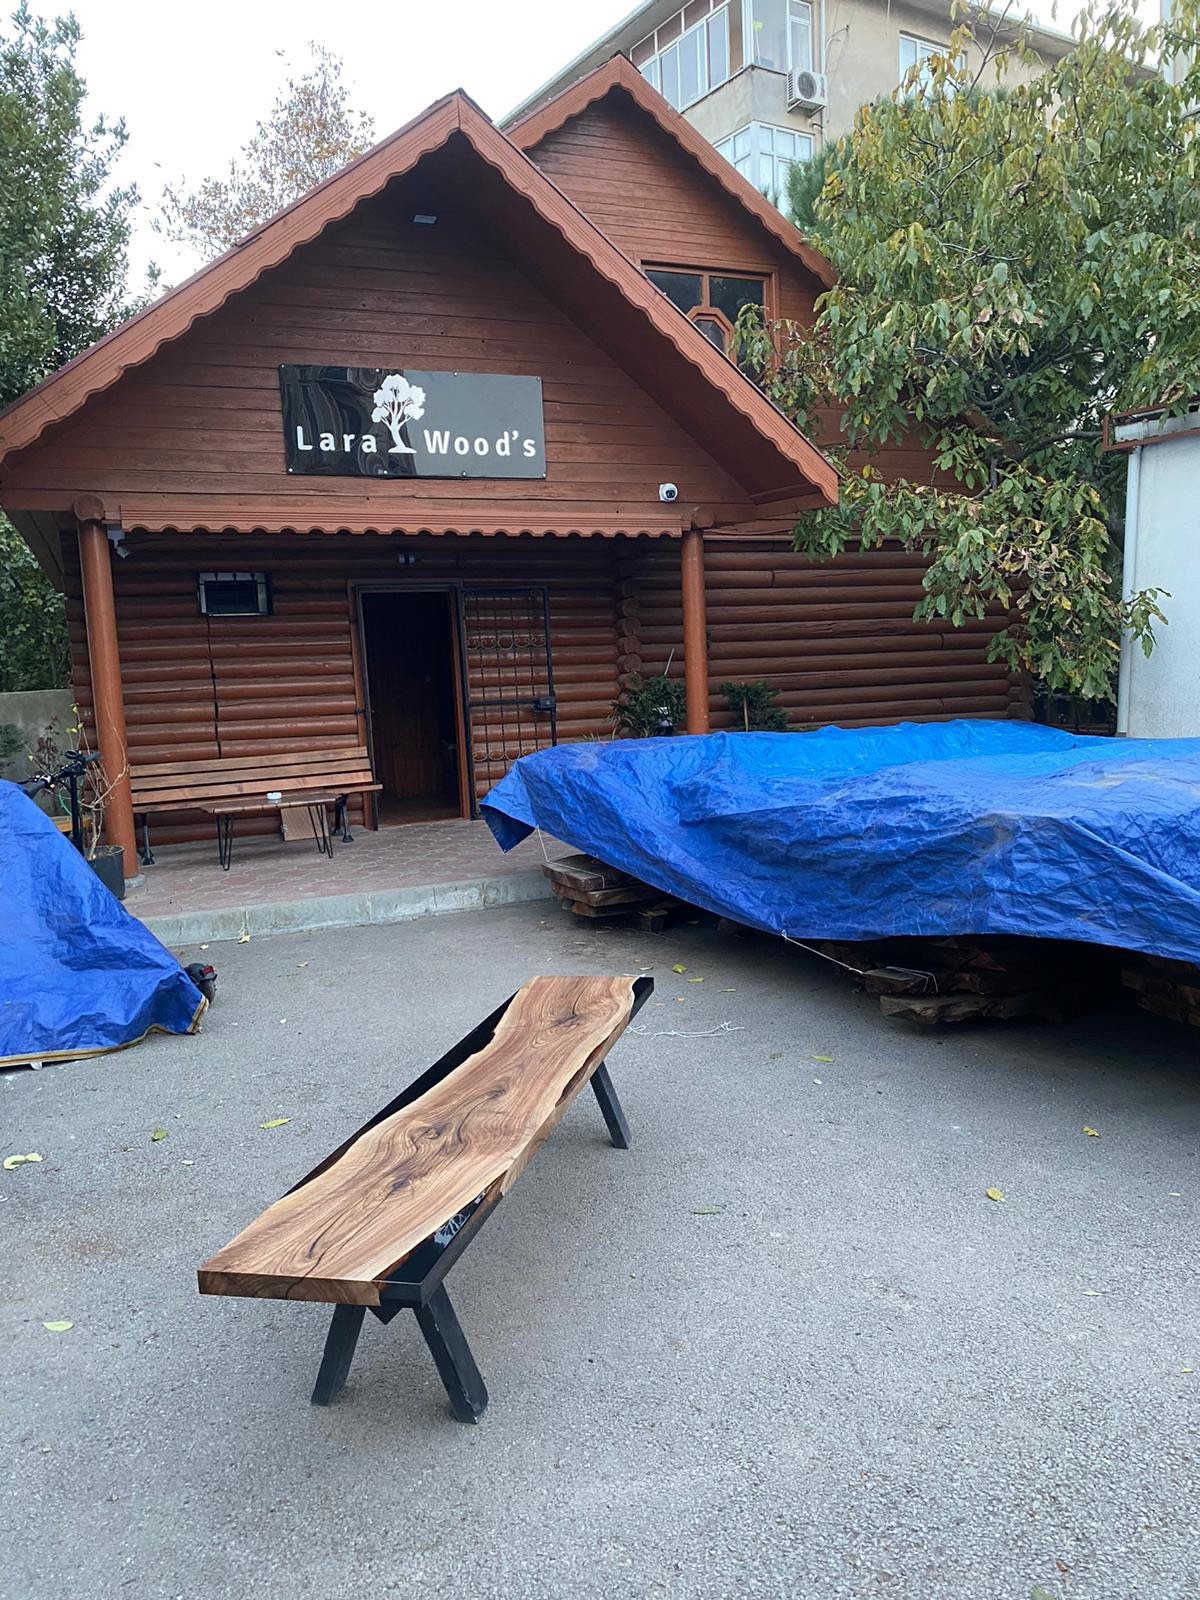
(0, 57), (1023, 882)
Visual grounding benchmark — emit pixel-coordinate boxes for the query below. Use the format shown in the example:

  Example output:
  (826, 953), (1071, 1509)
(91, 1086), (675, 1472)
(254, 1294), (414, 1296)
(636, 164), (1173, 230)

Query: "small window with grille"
(198, 572), (272, 616)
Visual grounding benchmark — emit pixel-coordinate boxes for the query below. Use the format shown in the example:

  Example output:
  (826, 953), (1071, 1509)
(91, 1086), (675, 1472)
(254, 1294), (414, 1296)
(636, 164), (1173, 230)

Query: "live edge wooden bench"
(198, 974), (652, 1423)
(129, 747), (381, 870)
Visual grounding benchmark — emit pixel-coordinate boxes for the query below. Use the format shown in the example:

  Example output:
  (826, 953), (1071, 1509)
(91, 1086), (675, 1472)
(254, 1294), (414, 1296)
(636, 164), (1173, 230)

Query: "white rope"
(629, 1020), (745, 1039)
(779, 931), (939, 992)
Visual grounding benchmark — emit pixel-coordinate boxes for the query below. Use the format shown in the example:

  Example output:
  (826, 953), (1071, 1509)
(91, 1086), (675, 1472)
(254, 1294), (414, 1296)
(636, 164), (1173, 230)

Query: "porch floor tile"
(124, 818), (567, 945)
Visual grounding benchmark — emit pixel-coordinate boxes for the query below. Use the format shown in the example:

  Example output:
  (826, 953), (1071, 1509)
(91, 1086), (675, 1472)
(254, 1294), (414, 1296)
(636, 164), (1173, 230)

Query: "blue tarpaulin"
(0, 783), (205, 1066)
(483, 720), (1200, 964)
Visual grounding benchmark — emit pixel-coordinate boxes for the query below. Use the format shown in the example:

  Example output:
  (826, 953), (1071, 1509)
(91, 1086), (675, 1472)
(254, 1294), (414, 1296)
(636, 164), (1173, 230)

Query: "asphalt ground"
(3, 901), (1198, 1599)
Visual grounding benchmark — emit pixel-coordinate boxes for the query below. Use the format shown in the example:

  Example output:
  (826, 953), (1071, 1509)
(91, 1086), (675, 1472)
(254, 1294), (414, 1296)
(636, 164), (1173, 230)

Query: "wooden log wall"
(64, 529), (623, 843)
(633, 540), (1027, 729)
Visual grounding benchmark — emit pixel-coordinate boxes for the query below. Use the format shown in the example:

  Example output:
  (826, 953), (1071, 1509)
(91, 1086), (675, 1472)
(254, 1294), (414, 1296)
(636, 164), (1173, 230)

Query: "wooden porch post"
(75, 500), (137, 878)
(681, 527), (710, 734)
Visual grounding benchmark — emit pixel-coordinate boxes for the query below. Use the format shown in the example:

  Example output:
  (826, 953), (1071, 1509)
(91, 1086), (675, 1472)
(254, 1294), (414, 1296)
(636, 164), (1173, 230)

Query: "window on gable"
(645, 267), (766, 362)
(634, 2), (732, 111)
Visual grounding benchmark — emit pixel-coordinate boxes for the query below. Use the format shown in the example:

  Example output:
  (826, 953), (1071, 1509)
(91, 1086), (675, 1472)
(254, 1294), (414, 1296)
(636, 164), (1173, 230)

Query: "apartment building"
(506, 0), (1073, 205)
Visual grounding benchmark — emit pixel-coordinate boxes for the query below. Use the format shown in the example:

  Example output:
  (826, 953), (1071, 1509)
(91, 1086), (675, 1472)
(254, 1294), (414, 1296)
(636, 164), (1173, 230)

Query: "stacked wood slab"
(543, 854), (680, 928)
(1121, 954), (1200, 1026)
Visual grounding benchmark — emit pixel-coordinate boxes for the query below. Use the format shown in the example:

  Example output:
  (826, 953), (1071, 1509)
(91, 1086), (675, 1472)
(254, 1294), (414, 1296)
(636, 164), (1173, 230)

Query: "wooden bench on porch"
(130, 747), (381, 870)
(197, 973), (652, 1422)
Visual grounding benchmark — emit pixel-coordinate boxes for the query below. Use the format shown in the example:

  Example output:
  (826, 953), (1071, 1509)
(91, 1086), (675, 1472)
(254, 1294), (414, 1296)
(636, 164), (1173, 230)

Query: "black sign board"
(278, 365), (546, 479)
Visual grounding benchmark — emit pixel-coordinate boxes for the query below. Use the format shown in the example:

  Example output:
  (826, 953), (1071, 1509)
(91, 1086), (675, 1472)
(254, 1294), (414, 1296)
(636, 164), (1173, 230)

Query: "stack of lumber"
(543, 854), (683, 931)
(1121, 953), (1200, 1026)
(800, 934), (1119, 1025)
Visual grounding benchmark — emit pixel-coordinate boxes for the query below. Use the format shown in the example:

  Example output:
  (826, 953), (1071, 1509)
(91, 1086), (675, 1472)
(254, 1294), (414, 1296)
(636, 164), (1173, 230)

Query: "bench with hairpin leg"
(197, 974), (651, 1423)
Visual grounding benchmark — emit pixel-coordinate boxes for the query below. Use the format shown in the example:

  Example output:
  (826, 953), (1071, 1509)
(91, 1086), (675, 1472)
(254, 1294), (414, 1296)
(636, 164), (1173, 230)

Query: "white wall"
(1120, 429), (1200, 738)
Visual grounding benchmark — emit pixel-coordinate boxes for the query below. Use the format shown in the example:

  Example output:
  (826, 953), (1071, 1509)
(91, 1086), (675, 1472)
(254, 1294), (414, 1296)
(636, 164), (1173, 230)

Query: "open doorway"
(360, 590), (464, 823)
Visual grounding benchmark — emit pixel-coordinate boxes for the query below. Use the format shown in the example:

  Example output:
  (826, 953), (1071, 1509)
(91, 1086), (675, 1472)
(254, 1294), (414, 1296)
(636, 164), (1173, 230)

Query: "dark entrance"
(361, 591), (463, 823)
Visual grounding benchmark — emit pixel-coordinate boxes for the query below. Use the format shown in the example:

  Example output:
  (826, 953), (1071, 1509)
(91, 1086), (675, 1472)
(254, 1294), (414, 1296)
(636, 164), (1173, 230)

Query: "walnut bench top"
(198, 975), (643, 1307)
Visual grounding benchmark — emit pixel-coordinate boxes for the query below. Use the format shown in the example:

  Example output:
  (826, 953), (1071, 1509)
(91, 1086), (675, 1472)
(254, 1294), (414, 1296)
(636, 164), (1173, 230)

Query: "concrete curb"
(139, 868), (553, 948)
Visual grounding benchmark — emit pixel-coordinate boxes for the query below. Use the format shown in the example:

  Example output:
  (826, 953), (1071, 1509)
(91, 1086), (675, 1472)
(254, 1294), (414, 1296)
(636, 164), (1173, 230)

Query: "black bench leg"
(216, 812), (234, 872)
(414, 1285), (488, 1424)
(334, 794), (353, 843)
(591, 1062), (631, 1149)
(312, 1304), (366, 1406)
(139, 815), (155, 866)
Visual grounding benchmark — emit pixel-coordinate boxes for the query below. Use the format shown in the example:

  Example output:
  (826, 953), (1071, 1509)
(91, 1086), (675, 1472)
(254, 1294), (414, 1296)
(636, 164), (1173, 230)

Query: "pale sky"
(33, 0), (1154, 289)
(43, 0), (637, 286)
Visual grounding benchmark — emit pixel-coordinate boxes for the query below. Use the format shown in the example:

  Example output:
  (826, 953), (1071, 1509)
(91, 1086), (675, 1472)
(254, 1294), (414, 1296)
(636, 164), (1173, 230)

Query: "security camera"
(659, 482), (679, 503)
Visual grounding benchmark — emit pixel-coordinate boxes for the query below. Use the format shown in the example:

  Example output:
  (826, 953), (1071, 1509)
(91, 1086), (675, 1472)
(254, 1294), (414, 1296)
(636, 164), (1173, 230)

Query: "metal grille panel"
(459, 587), (557, 804)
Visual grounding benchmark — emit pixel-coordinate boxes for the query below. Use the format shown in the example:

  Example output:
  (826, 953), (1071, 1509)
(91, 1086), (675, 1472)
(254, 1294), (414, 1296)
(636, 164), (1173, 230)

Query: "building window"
(899, 34), (942, 92)
(198, 572), (272, 617)
(748, 0), (816, 73)
(633, 2), (731, 111)
(645, 267), (766, 356)
(715, 122), (813, 200)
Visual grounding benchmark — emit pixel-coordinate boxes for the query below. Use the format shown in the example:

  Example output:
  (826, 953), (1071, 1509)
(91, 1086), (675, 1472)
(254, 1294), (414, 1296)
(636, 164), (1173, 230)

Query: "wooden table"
(202, 791), (342, 870)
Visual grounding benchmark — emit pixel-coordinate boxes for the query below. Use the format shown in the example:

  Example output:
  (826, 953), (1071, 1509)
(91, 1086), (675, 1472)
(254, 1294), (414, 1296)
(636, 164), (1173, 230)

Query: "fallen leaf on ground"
(237, 931), (251, 944)
(1031, 1587), (1058, 1600)
(278, 1018), (287, 1024)
(691, 1207), (723, 1216)
(813, 1077), (823, 1084)
(687, 977), (705, 984)
(1083, 1126), (1100, 1137)
(150, 1129), (169, 1142)
(42, 1321), (73, 1333)
(297, 961), (309, 969)
(768, 1052), (783, 1061)
(719, 987), (736, 992)
(1179, 1367), (1194, 1375)
(260, 1118), (290, 1130)
(3, 1152), (43, 1171)
(180, 1159), (194, 1166)
(813, 1055), (834, 1063)
(671, 964), (687, 974)
(1081, 1289), (1102, 1297)
(986, 1187), (1005, 1202)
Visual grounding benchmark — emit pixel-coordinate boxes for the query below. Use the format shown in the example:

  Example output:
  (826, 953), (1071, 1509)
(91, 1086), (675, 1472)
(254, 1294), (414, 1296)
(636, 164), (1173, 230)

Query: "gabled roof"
(507, 54), (835, 289)
(0, 90), (836, 513)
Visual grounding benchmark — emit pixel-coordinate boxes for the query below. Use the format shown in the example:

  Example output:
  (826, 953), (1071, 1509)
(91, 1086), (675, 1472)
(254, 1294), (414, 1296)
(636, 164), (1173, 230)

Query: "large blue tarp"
(0, 783), (205, 1066)
(483, 720), (1200, 963)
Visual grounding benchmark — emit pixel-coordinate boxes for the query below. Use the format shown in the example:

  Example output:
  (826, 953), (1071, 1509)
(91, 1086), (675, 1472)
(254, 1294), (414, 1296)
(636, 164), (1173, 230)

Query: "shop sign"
(279, 365), (546, 479)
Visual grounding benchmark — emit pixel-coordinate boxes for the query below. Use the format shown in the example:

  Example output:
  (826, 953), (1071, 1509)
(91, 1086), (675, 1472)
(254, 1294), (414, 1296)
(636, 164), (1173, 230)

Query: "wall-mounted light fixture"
(106, 525), (131, 559)
(397, 551), (420, 566)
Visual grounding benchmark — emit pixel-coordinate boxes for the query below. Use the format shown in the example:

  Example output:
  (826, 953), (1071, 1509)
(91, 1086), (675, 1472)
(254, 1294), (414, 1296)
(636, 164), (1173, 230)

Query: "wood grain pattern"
(198, 975), (639, 1305)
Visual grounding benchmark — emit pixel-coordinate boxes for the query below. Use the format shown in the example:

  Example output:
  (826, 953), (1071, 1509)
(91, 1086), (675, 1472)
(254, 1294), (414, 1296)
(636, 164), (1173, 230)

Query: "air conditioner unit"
(787, 69), (828, 112)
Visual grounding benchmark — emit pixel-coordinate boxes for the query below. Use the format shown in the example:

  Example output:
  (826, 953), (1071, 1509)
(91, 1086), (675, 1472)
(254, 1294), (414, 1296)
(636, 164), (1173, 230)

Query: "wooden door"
(362, 592), (459, 811)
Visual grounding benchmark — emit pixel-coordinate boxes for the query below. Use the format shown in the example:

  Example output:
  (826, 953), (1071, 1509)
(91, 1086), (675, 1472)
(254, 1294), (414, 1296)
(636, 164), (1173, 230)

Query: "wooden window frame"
(642, 263), (778, 347)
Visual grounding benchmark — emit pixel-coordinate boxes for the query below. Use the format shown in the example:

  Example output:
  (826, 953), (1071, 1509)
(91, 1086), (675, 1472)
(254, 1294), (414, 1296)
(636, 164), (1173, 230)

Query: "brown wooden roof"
(0, 91), (837, 519)
(507, 54), (836, 291)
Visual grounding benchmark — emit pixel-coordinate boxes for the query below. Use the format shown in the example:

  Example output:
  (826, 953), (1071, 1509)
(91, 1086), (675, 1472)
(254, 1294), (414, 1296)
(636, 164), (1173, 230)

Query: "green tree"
(0, 5), (134, 406)
(0, 5), (137, 692)
(158, 44), (376, 260)
(738, 1), (1200, 700)
(0, 522), (69, 692)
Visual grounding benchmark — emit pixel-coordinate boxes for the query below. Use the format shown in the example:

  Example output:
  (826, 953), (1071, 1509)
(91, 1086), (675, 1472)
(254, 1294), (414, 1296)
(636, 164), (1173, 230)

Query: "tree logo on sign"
(371, 373), (426, 454)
